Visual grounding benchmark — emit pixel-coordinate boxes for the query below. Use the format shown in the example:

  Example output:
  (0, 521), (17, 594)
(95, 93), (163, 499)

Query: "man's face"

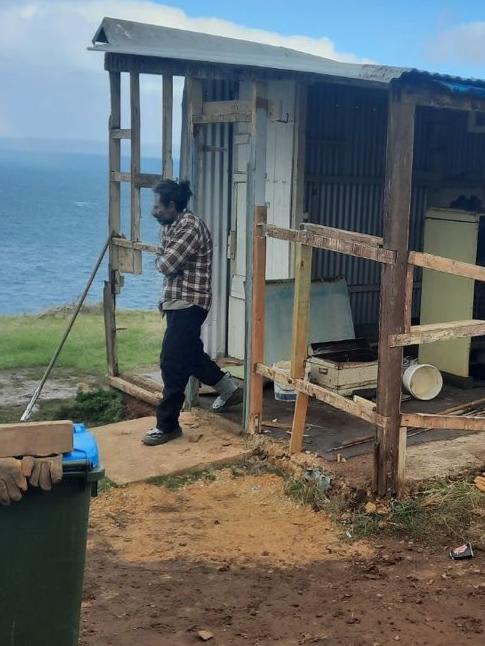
(152, 194), (177, 225)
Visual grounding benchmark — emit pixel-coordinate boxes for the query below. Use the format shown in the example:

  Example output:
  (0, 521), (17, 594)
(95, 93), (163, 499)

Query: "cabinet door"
(419, 211), (479, 377)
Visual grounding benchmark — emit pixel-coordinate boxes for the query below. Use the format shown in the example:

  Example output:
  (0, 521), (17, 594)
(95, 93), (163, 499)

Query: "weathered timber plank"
(291, 243), (312, 379)
(404, 263), (414, 333)
(111, 128), (131, 139)
(389, 320), (485, 347)
(107, 376), (160, 407)
(0, 421), (73, 458)
(162, 74), (173, 179)
(130, 72), (141, 244)
(256, 363), (381, 426)
(193, 100), (252, 124)
(409, 251), (485, 282)
(112, 238), (161, 254)
(263, 224), (395, 264)
(248, 206), (267, 434)
(302, 222), (383, 247)
(401, 413), (485, 432)
(375, 86), (416, 497)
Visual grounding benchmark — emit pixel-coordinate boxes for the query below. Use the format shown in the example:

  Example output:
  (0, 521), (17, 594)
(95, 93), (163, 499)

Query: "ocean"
(0, 148), (166, 315)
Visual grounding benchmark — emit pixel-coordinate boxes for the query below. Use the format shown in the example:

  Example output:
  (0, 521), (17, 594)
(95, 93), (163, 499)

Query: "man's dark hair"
(153, 179), (193, 212)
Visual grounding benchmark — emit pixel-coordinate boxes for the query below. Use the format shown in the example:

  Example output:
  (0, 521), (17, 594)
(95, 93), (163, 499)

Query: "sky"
(0, 0), (484, 156)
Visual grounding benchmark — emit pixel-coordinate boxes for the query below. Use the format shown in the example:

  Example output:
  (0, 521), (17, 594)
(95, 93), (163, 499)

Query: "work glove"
(0, 457), (30, 505)
(22, 455), (63, 491)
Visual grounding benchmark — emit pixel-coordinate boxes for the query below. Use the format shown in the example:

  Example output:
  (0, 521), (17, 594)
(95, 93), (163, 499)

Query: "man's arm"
(155, 220), (200, 276)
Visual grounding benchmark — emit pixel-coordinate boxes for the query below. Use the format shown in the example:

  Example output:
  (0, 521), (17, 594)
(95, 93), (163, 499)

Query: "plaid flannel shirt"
(155, 211), (213, 310)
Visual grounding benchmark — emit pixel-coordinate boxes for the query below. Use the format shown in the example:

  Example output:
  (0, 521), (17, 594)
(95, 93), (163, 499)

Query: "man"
(143, 179), (243, 446)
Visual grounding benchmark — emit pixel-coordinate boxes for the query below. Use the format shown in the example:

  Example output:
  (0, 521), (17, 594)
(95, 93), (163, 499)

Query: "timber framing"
(98, 34), (485, 499)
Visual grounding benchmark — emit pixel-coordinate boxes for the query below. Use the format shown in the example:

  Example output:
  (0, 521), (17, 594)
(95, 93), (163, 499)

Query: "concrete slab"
(92, 409), (251, 485)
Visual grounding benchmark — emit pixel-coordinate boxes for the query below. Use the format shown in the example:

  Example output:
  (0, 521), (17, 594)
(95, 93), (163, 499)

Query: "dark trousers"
(156, 306), (225, 431)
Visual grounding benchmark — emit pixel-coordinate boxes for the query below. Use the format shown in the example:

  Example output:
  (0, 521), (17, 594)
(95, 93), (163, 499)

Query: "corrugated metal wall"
(305, 84), (485, 330)
(197, 80), (235, 357)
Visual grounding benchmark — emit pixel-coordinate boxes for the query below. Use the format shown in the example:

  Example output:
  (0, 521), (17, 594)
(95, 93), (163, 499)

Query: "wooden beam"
(263, 224), (395, 264)
(248, 206), (268, 434)
(0, 421), (73, 458)
(106, 71), (121, 376)
(107, 376), (160, 407)
(302, 222), (384, 247)
(111, 128), (131, 139)
(375, 84), (416, 497)
(103, 53), (394, 90)
(103, 281), (118, 376)
(291, 243), (313, 379)
(130, 72), (141, 249)
(256, 363), (381, 426)
(112, 237), (161, 254)
(162, 74), (173, 179)
(404, 263), (414, 333)
(289, 242), (313, 453)
(409, 251), (485, 283)
(193, 100), (252, 124)
(402, 84), (485, 113)
(244, 81), (268, 432)
(401, 413), (485, 432)
(390, 319), (485, 347)
(111, 171), (163, 188)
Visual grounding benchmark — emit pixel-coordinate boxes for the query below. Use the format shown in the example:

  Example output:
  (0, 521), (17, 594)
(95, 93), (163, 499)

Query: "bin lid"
(62, 423), (100, 469)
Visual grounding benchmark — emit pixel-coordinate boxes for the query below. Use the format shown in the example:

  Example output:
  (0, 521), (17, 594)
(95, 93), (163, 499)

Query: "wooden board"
(107, 376), (160, 407)
(0, 421), (73, 458)
(263, 224), (395, 264)
(409, 250), (485, 282)
(256, 363), (381, 426)
(302, 222), (383, 247)
(390, 320), (485, 347)
(401, 413), (485, 432)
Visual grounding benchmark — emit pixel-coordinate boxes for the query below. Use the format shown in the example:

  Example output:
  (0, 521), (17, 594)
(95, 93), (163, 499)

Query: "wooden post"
(289, 242), (313, 454)
(403, 262), (414, 333)
(248, 206), (267, 433)
(130, 73), (141, 243)
(162, 74), (173, 179)
(375, 83), (416, 496)
(105, 71), (121, 376)
(244, 81), (268, 431)
(183, 77), (203, 410)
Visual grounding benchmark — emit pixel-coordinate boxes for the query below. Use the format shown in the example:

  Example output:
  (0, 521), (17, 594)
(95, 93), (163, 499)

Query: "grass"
(281, 470), (485, 546)
(0, 307), (163, 376)
(53, 389), (124, 426)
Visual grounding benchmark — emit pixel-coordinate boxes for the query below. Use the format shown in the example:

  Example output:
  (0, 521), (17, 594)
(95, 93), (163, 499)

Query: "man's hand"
(0, 457), (30, 505)
(23, 455), (63, 491)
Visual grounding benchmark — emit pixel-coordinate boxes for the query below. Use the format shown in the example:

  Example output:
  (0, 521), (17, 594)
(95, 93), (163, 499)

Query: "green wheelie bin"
(0, 423), (104, 646)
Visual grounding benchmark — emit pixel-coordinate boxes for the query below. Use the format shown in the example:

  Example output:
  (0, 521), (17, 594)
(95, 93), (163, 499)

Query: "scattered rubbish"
(449, 543), (474, 560)
(303, 468), (332, 492)
(198, 630), (214, 641)
(474, 474), (485, 492)
(336, 454), (347, 463)
(345, 530), (353, 539)
(365, 501), (377, 514)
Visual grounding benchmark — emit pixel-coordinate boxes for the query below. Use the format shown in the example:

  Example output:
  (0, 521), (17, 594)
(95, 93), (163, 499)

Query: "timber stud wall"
(102, 53), (485, 497)
(247, 79), (485, 497)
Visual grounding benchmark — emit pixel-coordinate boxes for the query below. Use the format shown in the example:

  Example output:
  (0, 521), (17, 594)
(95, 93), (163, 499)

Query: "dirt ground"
(81, 471), (485, 646)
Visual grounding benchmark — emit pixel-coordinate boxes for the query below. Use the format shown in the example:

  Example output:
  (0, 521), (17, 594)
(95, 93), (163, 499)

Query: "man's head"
(152, 179), (193, 225)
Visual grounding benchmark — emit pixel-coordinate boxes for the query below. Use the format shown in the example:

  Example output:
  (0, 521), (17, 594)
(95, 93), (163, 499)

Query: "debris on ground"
(450, 543), (474, 560)
(474, 474), (485, 492)
(197, 629), (214, 641)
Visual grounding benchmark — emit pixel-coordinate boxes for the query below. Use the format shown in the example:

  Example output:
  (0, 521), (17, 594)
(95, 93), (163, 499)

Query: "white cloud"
(0, 0), (368, 151)
(427, 21), (485, 65)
